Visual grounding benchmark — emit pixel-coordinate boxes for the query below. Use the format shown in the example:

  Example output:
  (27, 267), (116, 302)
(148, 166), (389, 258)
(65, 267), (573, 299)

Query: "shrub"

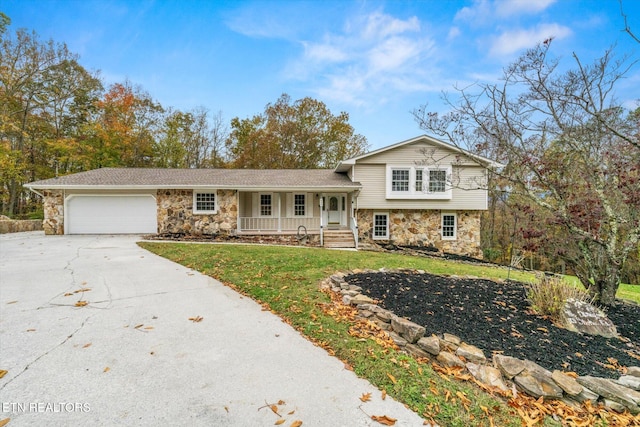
(526, 273), (591, 324)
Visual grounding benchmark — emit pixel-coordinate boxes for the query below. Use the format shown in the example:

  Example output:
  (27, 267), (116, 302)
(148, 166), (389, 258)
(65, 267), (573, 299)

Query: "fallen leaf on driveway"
(0, 370), (7, 378)
(290, 421), (303, 427)
(74, 301), (88, 307)
(74, 288), (91, 293)
(371, 415), (396, 425)
(189, 316), (203, 323)
(82, 343), (92, 348)
(134, 324), (144, 329)
(26, 329), (36, 332)
(64, 293), (73, 297)
(6, 301), (17, 304)
(144, 326), (154, 330)
(0, 418), (10, 427)
(381, 390), (387, 400)
(103, 367), (110, 373)
(360, 392), (372, 402)
(274, 420), (285, 425)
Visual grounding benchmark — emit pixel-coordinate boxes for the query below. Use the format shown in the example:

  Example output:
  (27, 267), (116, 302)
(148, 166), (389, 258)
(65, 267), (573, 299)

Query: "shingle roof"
(26, 168), (361, 190)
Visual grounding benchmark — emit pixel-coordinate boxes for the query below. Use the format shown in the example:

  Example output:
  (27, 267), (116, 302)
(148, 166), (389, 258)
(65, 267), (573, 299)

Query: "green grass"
(138, 242), (639, 425)
(561, 275), (640, 305)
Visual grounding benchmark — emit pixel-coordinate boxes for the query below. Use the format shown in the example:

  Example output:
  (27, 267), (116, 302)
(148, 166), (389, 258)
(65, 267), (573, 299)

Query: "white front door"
(328, 196), (340, 224)
(323, 193), (346, 227)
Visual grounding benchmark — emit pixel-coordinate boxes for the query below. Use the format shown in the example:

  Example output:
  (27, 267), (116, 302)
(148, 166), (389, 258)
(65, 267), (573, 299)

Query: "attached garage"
(66, 194), (157, 234)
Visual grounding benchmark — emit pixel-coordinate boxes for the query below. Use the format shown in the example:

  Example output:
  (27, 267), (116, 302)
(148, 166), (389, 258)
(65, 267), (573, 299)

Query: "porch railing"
(239, 217), (321, 233)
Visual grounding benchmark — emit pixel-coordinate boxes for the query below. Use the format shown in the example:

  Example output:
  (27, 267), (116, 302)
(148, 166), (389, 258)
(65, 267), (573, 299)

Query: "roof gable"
(335, 135), (503, 172)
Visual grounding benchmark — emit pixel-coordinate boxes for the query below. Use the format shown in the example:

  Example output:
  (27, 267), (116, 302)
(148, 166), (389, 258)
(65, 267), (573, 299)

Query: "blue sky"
(3, 0), (640, 150)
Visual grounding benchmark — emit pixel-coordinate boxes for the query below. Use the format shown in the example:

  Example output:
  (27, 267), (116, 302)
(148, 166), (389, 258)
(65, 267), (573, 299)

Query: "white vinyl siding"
(373, 212), (389, 240)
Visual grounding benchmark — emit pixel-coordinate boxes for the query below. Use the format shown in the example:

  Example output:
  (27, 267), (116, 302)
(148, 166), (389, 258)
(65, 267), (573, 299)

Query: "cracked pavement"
(0, 233), (425, 426)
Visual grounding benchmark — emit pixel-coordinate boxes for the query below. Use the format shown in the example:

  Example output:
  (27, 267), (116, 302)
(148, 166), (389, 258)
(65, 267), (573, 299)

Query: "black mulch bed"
(345, 271), (640, 380)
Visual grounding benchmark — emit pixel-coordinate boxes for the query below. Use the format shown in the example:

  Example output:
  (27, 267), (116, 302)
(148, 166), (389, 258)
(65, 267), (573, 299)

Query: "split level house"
(26, 135), (502, 256)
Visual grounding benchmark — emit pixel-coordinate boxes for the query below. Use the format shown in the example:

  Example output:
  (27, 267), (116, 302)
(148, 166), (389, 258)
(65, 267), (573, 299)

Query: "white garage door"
(67, 195), (157, 234)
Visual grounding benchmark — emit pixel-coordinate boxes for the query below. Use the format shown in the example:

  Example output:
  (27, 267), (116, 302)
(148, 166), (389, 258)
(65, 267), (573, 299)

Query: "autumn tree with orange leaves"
(226, 94), (369, 169)
(86, 81), (163, 168)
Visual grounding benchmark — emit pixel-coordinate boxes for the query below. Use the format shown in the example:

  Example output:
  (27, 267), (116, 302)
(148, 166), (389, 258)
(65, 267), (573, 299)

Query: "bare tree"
(413, 41), (640, 305)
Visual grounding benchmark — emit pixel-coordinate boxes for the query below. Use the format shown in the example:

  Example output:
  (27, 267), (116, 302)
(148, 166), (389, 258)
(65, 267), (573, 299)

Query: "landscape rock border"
(320, 268), (640, 415)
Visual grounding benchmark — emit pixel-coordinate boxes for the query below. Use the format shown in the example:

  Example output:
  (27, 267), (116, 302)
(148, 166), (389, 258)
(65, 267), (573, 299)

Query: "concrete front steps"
(323, 229), (356, 249)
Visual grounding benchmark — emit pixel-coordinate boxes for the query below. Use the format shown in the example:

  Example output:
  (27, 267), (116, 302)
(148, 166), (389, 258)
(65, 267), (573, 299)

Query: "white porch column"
(319, 195), (324, 246)
(277, 193), (282, 232)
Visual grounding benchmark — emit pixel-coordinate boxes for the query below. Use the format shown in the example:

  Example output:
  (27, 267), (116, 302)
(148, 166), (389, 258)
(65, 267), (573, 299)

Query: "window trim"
(391, 168), (410, 192)
(441, 212), (457, 240)
(259, 192), (273, 217)
(373, 212), (389, 240)
(293, 193), (306, 217)
(193, 190), (218, 214)
(386, 165), (452, 200)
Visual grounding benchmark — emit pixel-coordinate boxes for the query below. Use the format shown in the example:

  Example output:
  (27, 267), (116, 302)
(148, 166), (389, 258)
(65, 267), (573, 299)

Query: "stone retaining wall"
(0, 219), (43, 234)
(356, 210), (482, 258)
(322, 269), (640, 415)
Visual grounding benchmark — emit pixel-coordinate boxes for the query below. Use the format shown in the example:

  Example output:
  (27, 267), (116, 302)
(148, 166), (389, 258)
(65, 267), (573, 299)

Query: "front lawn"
(139, 242), (639, 426)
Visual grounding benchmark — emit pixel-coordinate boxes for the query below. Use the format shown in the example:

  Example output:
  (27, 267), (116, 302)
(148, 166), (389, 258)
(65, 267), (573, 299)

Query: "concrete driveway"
(0, 233), (425, 426)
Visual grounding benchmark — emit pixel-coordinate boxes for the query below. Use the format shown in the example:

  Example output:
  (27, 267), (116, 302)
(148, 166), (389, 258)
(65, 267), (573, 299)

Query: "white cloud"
(455, 0), (556, 23)
(287, 11), (437, 107)
(448, 26), (461, 40)
(360, 12), (420, 40)
(489, 23), (572, 56)
(303, 41), (348, 63)
(455, 0), (492, 23)
(494, 0), (556, 17)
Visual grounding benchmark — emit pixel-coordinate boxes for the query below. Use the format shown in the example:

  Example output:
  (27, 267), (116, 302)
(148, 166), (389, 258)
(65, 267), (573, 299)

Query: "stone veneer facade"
(43, 190), (64, 235)
(357, 209), (482, 257)
(157, 189), (237, 235)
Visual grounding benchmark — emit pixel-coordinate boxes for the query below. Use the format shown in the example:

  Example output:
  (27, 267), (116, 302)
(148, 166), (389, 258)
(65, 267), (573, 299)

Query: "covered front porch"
(236, 191), (358, 247)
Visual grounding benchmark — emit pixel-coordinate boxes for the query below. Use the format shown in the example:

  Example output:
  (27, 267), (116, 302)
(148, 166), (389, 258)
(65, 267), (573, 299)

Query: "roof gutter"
(25, 184), (364, 192)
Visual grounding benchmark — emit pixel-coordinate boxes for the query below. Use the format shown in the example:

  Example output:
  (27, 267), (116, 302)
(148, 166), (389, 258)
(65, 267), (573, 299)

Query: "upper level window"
(391, 169), (410, 192)
(415, 169), (423, 192)
(386, 165), (452, 199)
(260, 193), (272, 216)
(429, 169), (447, 193)
(193, 191), (217, 214)
(294, 194), (305, 216)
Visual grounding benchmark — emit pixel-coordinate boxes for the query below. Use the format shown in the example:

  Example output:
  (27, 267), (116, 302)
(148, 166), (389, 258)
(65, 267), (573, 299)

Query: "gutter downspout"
(25, 186), (44, 198)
